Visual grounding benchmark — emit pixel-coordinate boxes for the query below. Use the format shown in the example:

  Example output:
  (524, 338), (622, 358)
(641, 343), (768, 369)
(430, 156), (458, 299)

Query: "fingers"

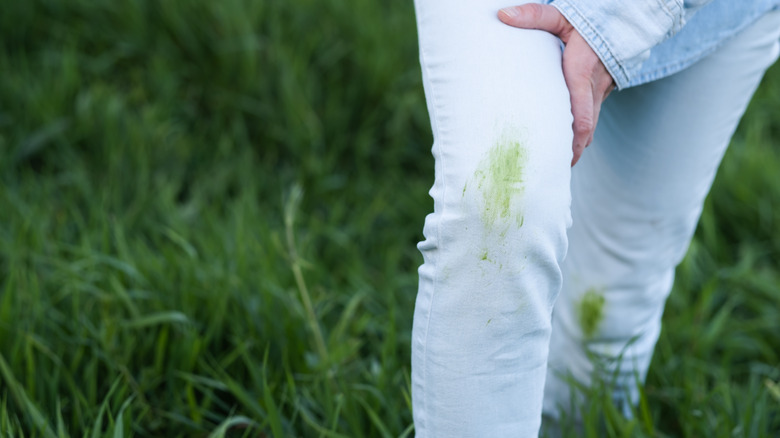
(568, 75), (594, 166)
(498, 4), (572, 40)
(498, 4), (615, 166)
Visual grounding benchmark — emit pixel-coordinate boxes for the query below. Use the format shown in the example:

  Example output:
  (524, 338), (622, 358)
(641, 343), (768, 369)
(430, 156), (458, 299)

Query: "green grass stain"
(578, 288), (606, 339)
(480, 250), (489, 261)
(470, 135), (527, 231)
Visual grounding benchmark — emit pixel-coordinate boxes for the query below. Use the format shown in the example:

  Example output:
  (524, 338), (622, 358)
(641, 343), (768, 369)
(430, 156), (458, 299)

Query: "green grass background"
(1, 0), (779, 436)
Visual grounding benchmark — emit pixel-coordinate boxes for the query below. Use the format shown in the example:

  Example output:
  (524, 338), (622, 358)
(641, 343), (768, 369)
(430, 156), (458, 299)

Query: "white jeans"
(411, 1), (780, 436)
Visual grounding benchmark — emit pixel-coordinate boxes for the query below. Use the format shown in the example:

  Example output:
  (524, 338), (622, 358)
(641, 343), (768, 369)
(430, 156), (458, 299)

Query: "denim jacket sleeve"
(549, 0), (713, 89)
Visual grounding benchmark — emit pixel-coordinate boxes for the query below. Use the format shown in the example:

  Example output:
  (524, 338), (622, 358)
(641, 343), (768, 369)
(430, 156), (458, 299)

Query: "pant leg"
(543, 9), (780, 421)
(411, 1), (575, 436)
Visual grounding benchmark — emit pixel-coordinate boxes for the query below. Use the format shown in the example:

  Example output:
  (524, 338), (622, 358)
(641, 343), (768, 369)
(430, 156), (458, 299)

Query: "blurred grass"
(0, 0), (779, 436)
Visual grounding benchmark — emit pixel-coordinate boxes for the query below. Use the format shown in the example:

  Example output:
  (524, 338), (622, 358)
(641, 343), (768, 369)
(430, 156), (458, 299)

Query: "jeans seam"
(415, 4), (447, 435)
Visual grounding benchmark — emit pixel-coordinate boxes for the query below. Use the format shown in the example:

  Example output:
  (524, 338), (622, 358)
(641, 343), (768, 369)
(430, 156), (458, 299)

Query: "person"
(410, 0), (780, 436)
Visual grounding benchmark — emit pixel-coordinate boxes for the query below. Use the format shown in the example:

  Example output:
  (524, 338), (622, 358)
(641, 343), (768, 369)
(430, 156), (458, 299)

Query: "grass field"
(1, 0), (779, 436)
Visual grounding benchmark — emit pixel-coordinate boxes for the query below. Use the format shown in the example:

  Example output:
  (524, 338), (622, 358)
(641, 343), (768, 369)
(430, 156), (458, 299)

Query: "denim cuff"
(550, 0), (687, 89)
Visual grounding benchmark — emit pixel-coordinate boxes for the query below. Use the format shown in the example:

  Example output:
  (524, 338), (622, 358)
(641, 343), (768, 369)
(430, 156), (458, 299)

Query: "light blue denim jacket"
(546, 0), (780, 89)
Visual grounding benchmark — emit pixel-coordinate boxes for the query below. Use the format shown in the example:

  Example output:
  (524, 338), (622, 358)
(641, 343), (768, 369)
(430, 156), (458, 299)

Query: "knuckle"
(573, 118), (593, 134)
(527, 4), (544, 22)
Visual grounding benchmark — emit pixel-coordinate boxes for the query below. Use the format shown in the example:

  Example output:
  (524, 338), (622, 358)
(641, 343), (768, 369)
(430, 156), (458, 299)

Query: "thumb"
(498, 4), (573, 40)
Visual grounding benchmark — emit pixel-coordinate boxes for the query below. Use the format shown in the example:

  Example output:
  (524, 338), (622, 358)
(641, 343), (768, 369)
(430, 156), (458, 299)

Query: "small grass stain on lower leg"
(578, 288), (606, 339)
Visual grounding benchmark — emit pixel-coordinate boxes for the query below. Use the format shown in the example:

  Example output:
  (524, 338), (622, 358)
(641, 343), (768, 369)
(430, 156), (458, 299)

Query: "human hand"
(498, 4), (615, 166)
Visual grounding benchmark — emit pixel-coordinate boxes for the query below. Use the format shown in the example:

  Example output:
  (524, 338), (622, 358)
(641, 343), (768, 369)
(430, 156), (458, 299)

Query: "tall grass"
(0, 0), (778, 436)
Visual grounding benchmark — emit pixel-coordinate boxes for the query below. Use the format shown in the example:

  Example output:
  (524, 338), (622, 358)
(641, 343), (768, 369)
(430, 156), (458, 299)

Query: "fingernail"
(499, 7), (519, 18)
